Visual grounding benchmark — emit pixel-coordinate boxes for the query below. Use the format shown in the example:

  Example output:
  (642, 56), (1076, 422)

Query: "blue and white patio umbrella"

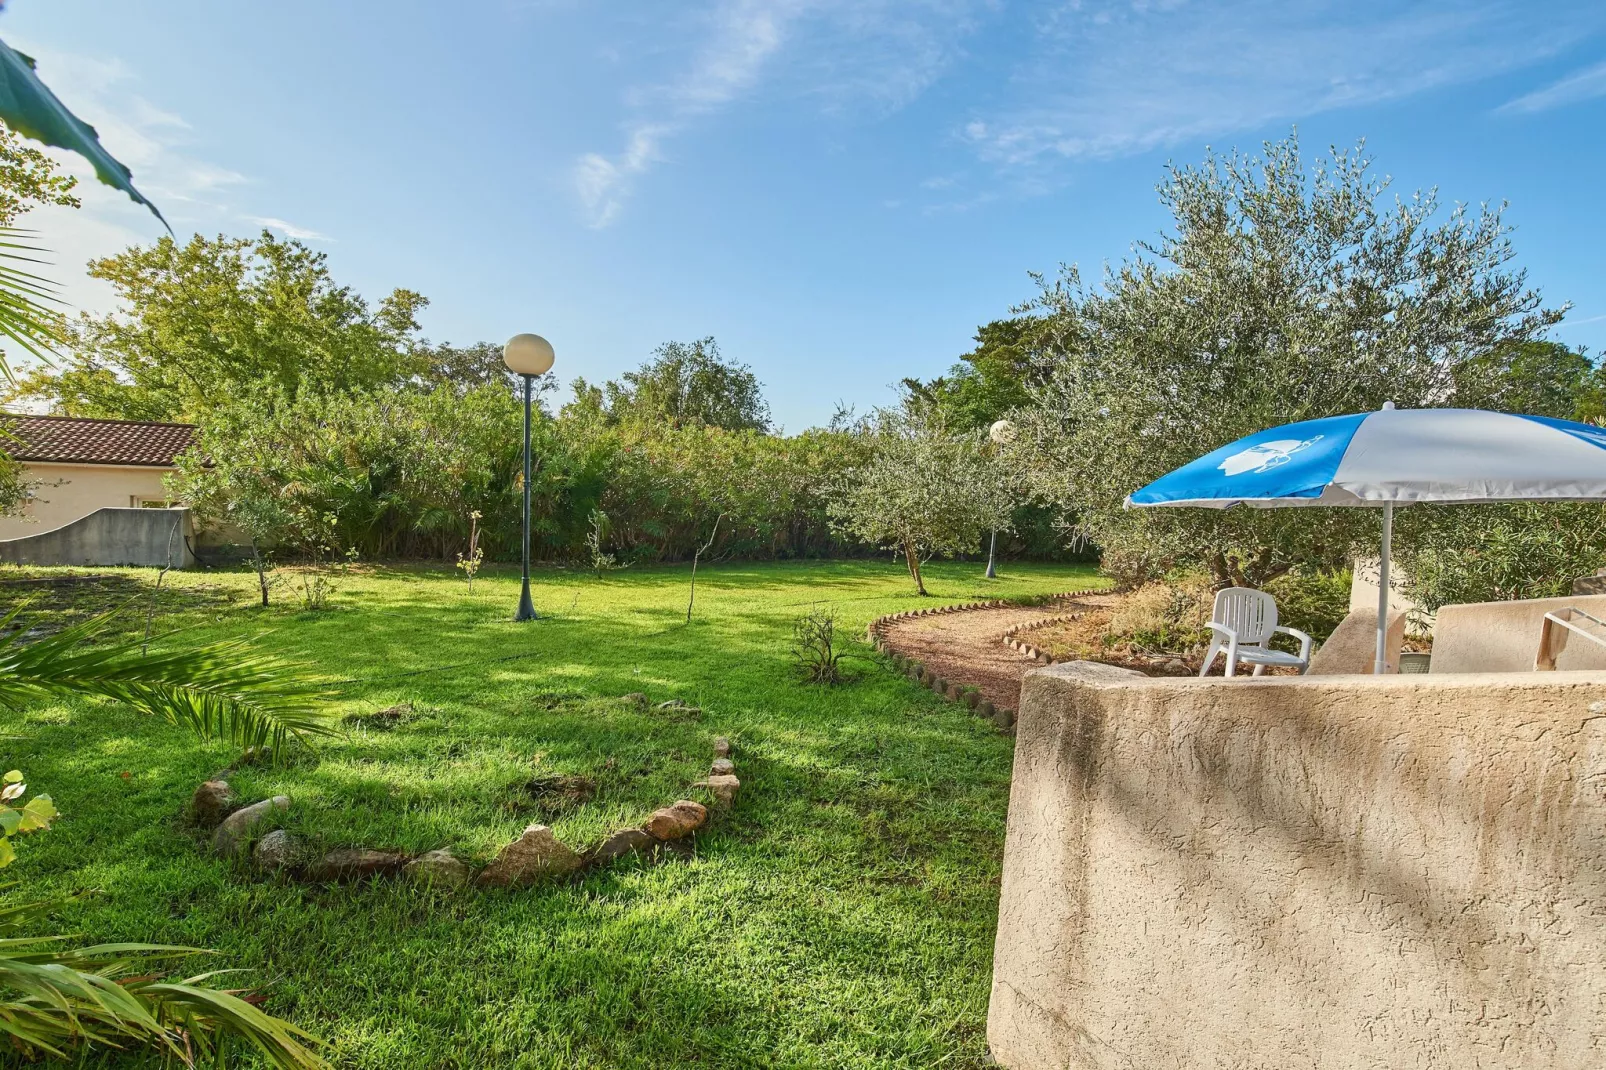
(1127, 404), (1606, 673)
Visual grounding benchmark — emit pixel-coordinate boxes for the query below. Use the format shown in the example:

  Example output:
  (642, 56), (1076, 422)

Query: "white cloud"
(960, 0), (1606, 172)
(1498, 58), (1606, 114)
(573, 0), (982, 226)
(247, 216), (333, 242)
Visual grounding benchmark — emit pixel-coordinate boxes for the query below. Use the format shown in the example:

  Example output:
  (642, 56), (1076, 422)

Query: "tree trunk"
(687, 513), (725, 622)
(251, 538), (270, 607)
(903, 539), (927, 596)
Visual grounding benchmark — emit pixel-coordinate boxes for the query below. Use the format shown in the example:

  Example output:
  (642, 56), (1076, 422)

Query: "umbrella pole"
(1374, 503), (1394, 675)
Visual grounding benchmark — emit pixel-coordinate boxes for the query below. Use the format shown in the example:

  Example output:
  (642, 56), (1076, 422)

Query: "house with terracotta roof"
(0, 414), (197, 540)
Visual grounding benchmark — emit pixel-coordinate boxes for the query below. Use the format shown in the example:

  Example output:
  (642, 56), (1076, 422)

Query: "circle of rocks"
(190, 729), (742, 890)
(864, 591), (1092, 732)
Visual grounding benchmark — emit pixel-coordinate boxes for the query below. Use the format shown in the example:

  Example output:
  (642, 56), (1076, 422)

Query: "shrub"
(791, 607), (847, 684)
(1264, 568), (1353, 642)
(1103, 577), (1211, 652)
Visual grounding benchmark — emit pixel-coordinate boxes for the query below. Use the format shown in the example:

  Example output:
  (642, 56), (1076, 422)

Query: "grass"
(6, 558), (1107, 1068)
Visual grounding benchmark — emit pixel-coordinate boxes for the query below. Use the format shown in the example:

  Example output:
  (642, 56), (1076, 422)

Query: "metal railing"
(1535, 607), (1606, 670)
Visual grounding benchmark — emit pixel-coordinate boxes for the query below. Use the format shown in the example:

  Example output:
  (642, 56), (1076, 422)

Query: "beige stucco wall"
(0, 461), (172, 538)
(989, 662), (1606, 1070)
(1432, 593), (1606, 673)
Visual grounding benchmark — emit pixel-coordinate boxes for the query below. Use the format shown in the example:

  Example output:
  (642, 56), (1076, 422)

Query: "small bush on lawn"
(791, 606), (847, 684)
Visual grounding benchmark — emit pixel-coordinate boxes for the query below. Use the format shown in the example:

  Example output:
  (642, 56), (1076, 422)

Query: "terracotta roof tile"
(0, 414), (197, 467)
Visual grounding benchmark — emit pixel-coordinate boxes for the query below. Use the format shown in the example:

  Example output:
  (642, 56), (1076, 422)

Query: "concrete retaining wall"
(989, 662), (1606, 1069)
(0, 507), (195, 568)
(1432, 593), (1606, 672)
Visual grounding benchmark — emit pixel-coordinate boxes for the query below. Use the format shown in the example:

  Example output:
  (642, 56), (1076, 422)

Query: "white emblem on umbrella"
(1218, 435), (1324, 476)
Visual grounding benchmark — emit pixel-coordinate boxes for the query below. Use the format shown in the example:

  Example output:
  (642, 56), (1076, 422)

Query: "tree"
(169, 383), (527, 574)
(591, 337), (771, 431)
(1450, 339), (1598, 420)
(0, 121), (78, 228)
(828, 405), (1011, 594)
(10, 230), (427, 421)
(1012, 132), (1563, 589)
(420, 339), (557, 400)
(902, 318), (1041, 431)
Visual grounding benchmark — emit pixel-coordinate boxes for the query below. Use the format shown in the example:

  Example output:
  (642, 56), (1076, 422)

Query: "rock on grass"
(645, 800), (708, 840)
(212, 796), (289, 858)
(477, 824), (582, 887)
(405, 848), (473, 887)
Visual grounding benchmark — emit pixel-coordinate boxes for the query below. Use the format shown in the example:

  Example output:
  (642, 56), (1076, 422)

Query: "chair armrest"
(1274, 625), (1314, 661)
(1205, 622), (1239, 639)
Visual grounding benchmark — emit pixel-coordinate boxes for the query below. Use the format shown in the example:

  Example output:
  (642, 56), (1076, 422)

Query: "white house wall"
(0, 461), (173, 538)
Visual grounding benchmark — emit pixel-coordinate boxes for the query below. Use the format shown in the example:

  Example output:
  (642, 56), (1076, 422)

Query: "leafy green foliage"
(579, 337), (770, 431)
(1012, 131), (1564, 588)
(1397, 503), (1606, 611)
(902, 318), (1040, 432)
(0, 120), (78, 229)
(0, 226), (67, 384)
(0, 605), (334, 752)
(12, 231), (427, 421)
(1264, 568), (1354, 643)
(0, 769), (56, 869)
(1450, 339), (1599, 420)
(790, 606), (846, 684)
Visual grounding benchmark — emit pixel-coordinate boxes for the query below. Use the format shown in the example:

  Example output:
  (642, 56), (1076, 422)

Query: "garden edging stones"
(195, 733), (742, 891)
(865, 592), (1092, 732)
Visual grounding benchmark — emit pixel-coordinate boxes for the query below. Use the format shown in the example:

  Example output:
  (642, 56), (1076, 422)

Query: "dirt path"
(880, 593), (1123, 712)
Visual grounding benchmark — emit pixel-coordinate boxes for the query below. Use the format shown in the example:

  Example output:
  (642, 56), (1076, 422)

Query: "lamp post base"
(516, 584), (538, 621)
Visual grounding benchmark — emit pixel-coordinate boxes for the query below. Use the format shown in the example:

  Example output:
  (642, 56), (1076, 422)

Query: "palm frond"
(0, 227), (64, 382)
(0, 605), (335, 752)
(0, 894), (329, 1068)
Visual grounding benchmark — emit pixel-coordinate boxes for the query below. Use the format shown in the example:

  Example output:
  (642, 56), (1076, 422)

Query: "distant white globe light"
(503, 333), (555, 376)
(988, 419), (1017, 444)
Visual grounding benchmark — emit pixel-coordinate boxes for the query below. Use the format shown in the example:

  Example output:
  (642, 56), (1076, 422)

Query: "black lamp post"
(503, 333), (555, 621)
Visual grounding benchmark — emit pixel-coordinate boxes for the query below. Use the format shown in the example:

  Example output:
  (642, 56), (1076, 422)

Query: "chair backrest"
(1211, 587), (1277, 645)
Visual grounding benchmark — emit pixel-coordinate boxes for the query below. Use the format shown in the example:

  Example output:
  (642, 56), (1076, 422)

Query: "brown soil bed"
(879, 589), (1305, 710)
(880, 592), (1128, 711)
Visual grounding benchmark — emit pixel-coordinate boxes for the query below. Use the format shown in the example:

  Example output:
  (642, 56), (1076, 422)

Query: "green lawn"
(10, 559), (1106, 1068)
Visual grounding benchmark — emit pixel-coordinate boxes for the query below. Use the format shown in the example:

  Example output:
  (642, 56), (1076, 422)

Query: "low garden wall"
(0, 506), (195, 568)
(989, 663), (1606, 1069)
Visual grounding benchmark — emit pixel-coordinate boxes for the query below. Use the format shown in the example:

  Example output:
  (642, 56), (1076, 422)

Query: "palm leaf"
(0, 894), (329, 1067)
(0, 37), (167, 229)
(0, 605), (336, 752)
(0, 226), (63, 381)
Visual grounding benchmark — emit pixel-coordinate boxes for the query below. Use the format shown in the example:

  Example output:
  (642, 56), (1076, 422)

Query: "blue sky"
(4, 0), (1605, 429)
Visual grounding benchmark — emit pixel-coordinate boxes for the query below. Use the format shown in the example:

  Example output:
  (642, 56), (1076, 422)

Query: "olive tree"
(1012, 132), (1564, 588)
(828, 406), (1012, 594)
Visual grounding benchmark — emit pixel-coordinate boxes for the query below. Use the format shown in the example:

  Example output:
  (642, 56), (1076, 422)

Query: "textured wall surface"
(0, 506), (194, 568)
(1433, 594), (1606, 673)
(1306, 607), (1405, 675)
(989, 662), (1606, 1070)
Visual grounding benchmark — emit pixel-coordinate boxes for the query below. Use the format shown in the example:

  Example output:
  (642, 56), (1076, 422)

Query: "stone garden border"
(190, 729), (743, 891)
(864, 592), (1094, 732)
(1000, 613), (1084, 667)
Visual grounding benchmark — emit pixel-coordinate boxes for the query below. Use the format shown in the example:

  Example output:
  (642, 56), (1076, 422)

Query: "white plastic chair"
(1200, 587), (1313, 677)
